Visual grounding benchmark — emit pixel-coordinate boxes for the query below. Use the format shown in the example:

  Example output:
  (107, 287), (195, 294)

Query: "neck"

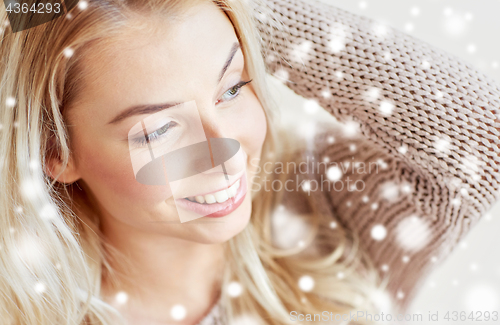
(99, 215), (225, 325)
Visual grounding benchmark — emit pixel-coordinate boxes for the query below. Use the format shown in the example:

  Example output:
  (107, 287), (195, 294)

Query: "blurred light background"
(266, 0), (500, 323)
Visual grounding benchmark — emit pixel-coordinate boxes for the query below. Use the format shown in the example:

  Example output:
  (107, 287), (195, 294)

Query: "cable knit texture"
(196, 0), (500, 323)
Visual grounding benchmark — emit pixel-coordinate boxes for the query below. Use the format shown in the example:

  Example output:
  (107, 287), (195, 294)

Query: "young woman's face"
(64, 1), (267, 243)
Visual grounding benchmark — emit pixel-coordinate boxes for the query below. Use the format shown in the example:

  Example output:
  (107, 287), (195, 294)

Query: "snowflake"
(421, 60), (431, 69)
(271, 206), (311, 249)
(404, 22), (414, 32)
(365, 87), (381, 102)
(464, 284), (499, 311)
(467, 44), (476, 53)
(321, 89), (331, 98)
(298, 121), (317, 140)
(273, 69), (289, 83)
(443, 12), (468, 37)
(78, 0), (88, 10)
(370, 289), (392, 314)
(327, 166), (342, 181)
(116, 291), (128, 304)
(6, 97), (16, 107)
(63, 47), (74, 58)
(328, 22), (351, 54)
(170, 305), (187, 321)
(460, 153), (485, 181)
(379, 100), (394, 116)
(395, 215), (430, 252)
(298, 275), (315, 292)
(433, 137), (450, 154)
(303, 99), (320, 114)
(21, 177), (45, 200)
(329, 221), (337, 229)
(341, 121), (360, 137)
(16, 234), (48, 267)
(227, 281), (243, 297)
(372, 22), (390, 39)
(410, 7), (420, 16)
(290, 41), (312, 66)
(39, 203), (58, 220)
(35, 282), (46, 294)
(371, 224), (387, 241)
(381, 264), (389, 272)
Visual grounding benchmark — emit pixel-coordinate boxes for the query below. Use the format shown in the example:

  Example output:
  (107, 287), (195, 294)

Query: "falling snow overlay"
(255, 0), (500, 310)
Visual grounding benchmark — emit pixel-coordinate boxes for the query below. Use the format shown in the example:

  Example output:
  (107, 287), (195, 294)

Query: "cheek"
(73, 135), (173, 209)
(233, 94), (267, 156)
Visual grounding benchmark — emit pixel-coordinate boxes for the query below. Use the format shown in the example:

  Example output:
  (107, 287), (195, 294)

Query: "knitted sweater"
(196, 0), (500, 323)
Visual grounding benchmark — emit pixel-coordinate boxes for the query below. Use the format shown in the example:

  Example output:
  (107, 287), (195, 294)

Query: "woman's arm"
(253, 0), (500, 311)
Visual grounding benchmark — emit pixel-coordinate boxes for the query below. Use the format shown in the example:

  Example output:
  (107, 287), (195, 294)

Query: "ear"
(44, 155), (81, 184)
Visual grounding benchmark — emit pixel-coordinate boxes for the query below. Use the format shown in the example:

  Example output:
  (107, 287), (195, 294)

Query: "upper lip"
(180, 174), (243, 199)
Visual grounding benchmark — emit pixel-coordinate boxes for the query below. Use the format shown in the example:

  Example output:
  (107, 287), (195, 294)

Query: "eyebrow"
(107, 41), (242, 125)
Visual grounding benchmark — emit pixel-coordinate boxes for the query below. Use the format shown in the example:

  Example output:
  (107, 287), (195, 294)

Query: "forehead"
(72, 1), (240, 109)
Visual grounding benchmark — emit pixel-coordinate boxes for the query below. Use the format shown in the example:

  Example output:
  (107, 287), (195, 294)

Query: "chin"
(189, 195), (253, 245)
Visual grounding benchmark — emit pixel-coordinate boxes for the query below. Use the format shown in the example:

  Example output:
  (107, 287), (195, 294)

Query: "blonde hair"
(0, 0), (387, 324)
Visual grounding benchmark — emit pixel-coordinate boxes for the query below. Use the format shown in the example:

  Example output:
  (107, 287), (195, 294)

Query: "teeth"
(205, 194), (216, 204)
(186, 179), (241, 205)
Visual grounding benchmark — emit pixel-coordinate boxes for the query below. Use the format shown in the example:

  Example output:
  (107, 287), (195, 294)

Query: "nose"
(196, 111), (245, 178)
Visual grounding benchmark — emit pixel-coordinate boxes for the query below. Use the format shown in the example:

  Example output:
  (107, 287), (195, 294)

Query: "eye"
(132, 121), (177, 147)
(217, 79), (253, 104)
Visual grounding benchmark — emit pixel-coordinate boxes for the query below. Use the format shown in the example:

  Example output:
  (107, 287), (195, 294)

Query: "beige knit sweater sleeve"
(252, 0), (500, 312)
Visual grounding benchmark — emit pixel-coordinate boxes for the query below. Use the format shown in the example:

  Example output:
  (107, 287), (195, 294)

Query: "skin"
(47, 2), (267, 324)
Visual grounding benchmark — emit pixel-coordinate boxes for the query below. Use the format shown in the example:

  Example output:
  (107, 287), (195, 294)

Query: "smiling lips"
(185, 179), (241, 204)
(175, 174), (247, 218)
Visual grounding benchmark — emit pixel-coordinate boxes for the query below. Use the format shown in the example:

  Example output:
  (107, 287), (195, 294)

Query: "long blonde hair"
(0, 0), (388, 324)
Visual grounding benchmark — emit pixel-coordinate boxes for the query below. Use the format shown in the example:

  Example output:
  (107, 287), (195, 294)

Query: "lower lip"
(174, 174), (247, 218)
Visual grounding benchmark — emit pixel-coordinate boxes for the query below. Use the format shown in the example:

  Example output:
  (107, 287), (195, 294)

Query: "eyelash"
(216, 79), (253, 105)
(132, 121), (177, 147)
(132, 80), (253, 147)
